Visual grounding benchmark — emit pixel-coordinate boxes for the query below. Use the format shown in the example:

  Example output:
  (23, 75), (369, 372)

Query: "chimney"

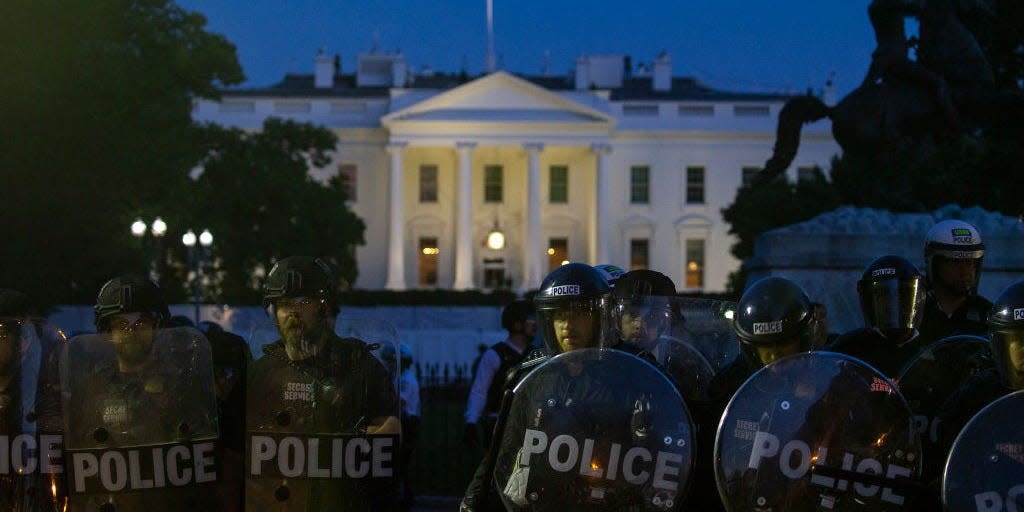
(575, 55), (589, 91)
(391, 53), (408, 87)
(314, 50), (334, 89)
(653, 52), (671, 92)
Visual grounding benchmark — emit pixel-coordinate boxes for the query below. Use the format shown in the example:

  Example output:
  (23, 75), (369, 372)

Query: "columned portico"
(453, 142), (477, 290)
(591, 143), (612, 265)
(385, 142), (408, 290)
(523, 143), (544, 290)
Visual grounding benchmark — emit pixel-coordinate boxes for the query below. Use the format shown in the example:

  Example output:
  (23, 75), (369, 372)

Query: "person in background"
(463, 300), (535, 451)
(826, 255), (928, 377)
(383, 342), (420, 511)
(918, 219), (992, 342)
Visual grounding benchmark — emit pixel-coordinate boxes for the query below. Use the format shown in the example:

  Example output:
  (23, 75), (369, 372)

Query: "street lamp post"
(131, 216), (167, 281)
(182, 228), (213, 324)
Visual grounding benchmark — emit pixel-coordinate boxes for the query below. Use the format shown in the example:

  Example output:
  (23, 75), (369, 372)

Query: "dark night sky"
(177, 0), (881, 97)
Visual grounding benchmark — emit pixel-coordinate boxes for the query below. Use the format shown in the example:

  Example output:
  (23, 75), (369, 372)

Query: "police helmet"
(501, 300), (534, 332)
(262, 256), (339, 315)
(857, 255), (926, 340)
(924, 219), (985, 291)
(93, 275), (170, 332)
(533, 263), (612, 354)
(611, 270), (678, 347)
(594, 264), (626, 288)
(733, 277), (816, 367)
(988, 280), (1024, 390)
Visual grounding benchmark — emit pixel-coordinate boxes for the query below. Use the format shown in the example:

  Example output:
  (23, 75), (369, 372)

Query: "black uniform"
(246, 334), (399, 511)
(826, 328), (928, 379)
(917, 293), (992, 343)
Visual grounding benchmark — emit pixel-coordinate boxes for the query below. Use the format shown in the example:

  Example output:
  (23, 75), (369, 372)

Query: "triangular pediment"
(382, 71), (614, 126)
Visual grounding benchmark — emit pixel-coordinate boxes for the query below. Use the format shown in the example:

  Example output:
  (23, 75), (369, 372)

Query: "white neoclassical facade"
(193, 51), (840, 293)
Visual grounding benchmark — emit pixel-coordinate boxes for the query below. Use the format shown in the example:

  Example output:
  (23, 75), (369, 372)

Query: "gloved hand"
(462, 422), (481, 449)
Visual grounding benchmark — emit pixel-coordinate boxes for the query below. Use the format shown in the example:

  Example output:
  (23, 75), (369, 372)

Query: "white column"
(523, 143), (544, 290)
(453, 142), (477, 290)
(385, 142), (408, 290)
(592, 143), (612, 265)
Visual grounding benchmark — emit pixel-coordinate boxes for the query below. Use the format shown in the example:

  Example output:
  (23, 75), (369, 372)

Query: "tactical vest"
(484, 342), (527, 416)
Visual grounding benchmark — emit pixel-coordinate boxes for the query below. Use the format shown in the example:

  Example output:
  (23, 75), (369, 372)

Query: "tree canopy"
(185, 119), (365, 305)
(0, 1), (365, 310)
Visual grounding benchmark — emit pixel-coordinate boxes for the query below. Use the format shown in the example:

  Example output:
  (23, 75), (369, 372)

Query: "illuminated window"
(686, 166), (705, 204)
(741, 166), (761, 187)
(630, 166), (649, 204)
(630, 239), (649, 270)
(419, 165), (438, 203)
(337, 164), (357, 201)
(418, 237), (439, 286)
(548, 238), (568, 271)
(549, 165), (568, 204)
(685, 239), (705, 289)
(484, 165), (503, 203)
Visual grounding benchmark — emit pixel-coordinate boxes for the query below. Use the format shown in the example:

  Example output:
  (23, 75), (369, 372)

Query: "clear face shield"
(860, 277), (925, 339)
(107, 312), (159, 368)
(740, 316), (816, 368)
(612, 295), (676, 351)
(990, 328), (1024, 390)
(536, 297), (611, 354)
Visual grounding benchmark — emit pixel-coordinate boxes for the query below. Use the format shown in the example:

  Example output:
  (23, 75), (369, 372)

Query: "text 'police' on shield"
(519, 429), (684, 491)
(747, 430), (913, 505)
(248, 434), (395, 479)
(68, 441), (217, 494)
(0, 434), (63, 475)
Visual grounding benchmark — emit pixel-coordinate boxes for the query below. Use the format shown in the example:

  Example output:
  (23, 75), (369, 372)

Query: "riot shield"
(494, 348), (695, 511)
(670, 297), (738, 372)
(245, 315), (401, 511)
(942, 390), (1024, 512)
(895, 335), (992, 482)
(0, 317), (66, 511)
(715, 351), (922, 511)
(612, 296), (733, 403)
(61, 327), (219, 511)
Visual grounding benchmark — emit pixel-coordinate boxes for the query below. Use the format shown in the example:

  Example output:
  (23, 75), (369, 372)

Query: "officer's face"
(618, 304), (671, 345)
(274, 296), (326, 352)
(934, 256), (979, 295)
(552, 307), (596, 352)
(109, 312), (157, 366)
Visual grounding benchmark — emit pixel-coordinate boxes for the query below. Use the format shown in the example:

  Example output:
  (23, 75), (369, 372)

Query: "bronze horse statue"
(758, 0), (1019, 184)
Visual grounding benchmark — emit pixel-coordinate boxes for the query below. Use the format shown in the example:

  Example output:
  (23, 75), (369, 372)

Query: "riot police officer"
(245, 256), (399, 511)
(709, 276), (817, 402)
(826, 255), (928, 377)
(917, 219), (992, 343)
(460, 262), (613, 512)
(63, 275), (220, 510)
(0, 289), (66, 511)
(610, 269), (677, 356)
(936, 279), (1024, 457)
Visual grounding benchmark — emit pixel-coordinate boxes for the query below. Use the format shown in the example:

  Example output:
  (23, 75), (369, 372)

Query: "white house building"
(193, 51), (840, 293)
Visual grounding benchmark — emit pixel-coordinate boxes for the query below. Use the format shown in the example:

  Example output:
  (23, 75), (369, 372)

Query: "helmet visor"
(740, 335), (811, 368)
(612, 296), (675, 350)
(536, 298), (610, 354)
(991, 328), (1024, 390)
(861, 278), (924, 334)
